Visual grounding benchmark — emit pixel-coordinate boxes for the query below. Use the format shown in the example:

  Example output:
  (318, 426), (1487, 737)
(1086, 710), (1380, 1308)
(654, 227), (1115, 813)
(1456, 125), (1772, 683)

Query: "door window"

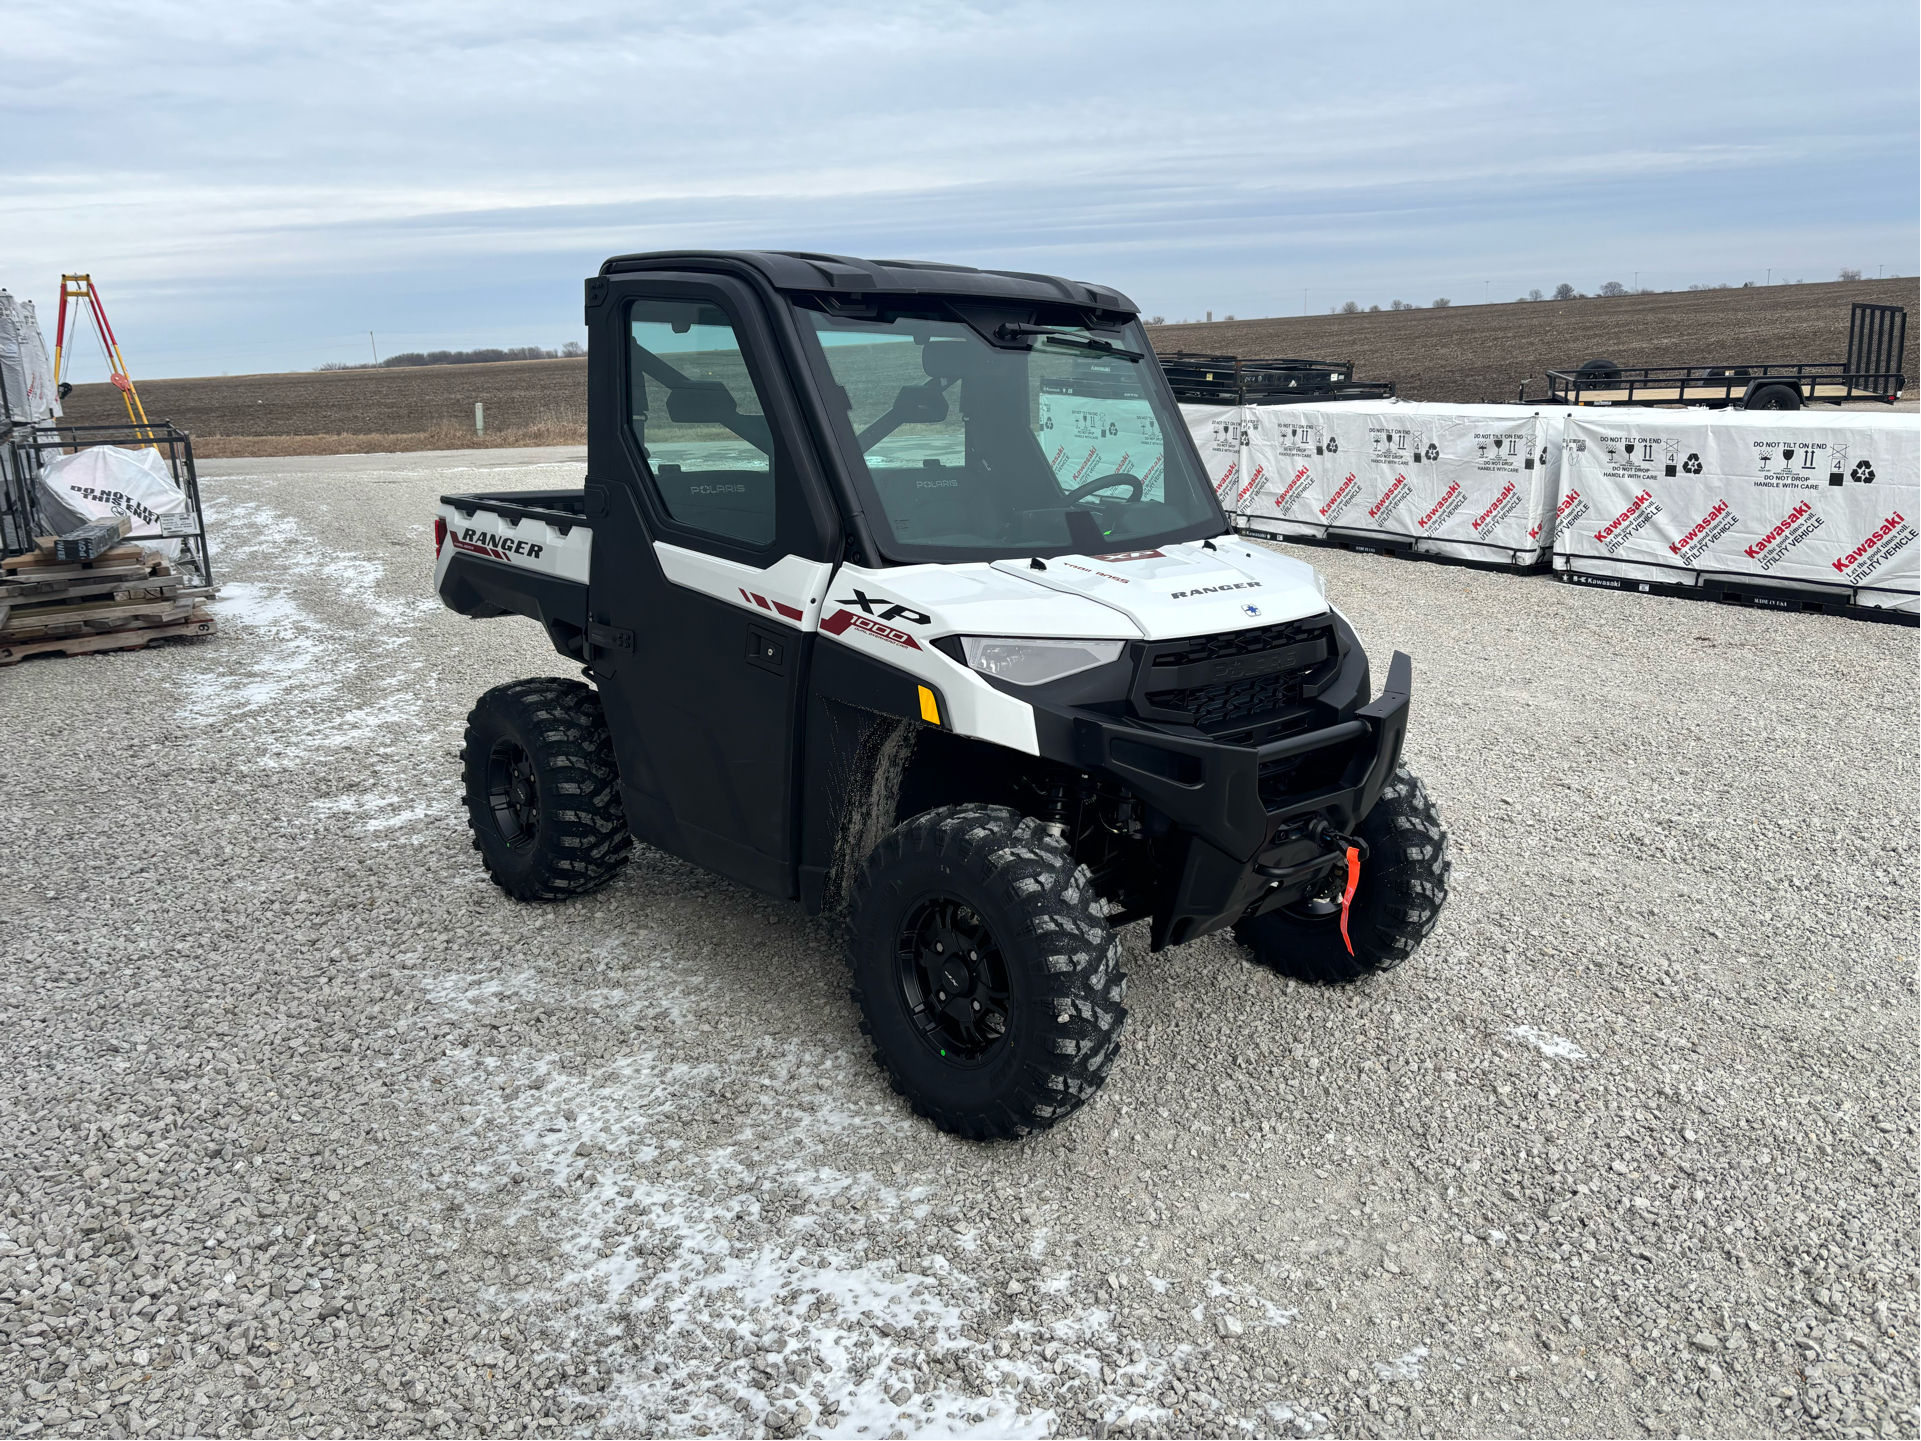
(627, 300), (777, 547)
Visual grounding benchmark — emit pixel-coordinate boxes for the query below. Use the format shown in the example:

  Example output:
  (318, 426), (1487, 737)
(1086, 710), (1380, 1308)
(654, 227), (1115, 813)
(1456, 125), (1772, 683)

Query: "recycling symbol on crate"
(1325, 436), (1339, 454)
(1424, 443), (1440, 461)
(1851, 460), (1875, 484)
(1681, 453), (1703, 475)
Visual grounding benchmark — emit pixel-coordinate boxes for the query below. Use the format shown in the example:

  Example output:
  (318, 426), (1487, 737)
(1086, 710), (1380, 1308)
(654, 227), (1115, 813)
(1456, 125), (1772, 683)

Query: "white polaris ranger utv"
(433, 251), (1450, 1139)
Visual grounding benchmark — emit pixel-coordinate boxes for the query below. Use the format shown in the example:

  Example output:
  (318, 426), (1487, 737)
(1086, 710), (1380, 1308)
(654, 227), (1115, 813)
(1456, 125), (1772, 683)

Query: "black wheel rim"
(486, 738), (539, 847)
(894, 895), (1012, 1065)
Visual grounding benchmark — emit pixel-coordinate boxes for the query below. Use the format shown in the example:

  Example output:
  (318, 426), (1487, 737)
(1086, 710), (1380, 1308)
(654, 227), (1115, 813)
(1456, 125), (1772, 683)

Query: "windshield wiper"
(993, 322), (1143, 361)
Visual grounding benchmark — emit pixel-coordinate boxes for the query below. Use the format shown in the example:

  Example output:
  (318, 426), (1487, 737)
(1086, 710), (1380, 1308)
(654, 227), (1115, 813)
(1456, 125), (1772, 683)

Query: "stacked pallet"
(1, 533), (217, 665)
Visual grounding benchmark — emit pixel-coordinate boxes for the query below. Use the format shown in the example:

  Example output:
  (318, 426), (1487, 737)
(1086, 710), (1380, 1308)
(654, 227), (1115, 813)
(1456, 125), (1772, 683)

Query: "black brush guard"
(1032, 652), (1412, 949)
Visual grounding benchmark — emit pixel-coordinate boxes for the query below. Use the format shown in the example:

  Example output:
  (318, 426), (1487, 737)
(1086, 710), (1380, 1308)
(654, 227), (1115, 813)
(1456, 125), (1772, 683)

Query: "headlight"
(959, 636), (1126, 686)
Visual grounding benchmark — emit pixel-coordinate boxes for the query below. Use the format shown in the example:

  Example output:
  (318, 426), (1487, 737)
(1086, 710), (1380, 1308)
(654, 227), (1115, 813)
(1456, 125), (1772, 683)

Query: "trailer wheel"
(1746, 384), (1802, 411)
(1575, 357), (1621, 381)
(1233, 767), (1450, 984)
(460, 678), (631, 902)
(847, 806), (1126, 1140)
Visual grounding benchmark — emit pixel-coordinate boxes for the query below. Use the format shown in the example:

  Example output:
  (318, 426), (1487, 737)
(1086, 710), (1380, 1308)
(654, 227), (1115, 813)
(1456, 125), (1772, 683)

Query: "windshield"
(796, 305), (1223, 562)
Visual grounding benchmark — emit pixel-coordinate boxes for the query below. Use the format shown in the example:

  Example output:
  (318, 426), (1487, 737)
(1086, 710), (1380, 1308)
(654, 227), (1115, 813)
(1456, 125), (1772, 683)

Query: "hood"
(989, 539), (1326, 639)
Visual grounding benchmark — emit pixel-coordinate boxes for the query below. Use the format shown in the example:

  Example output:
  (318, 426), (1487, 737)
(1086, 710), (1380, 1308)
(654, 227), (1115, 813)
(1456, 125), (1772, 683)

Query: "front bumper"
(1030, 651), (1413, 949)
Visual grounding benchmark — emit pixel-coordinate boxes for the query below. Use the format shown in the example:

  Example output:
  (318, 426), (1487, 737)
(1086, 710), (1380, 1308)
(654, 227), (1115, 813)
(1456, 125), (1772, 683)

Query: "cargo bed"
(435, 489), (594, 659)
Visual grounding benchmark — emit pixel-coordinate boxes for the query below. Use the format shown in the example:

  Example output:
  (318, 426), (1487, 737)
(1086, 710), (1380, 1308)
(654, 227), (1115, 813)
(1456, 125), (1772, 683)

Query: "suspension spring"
(1040, 780), (1071, 837)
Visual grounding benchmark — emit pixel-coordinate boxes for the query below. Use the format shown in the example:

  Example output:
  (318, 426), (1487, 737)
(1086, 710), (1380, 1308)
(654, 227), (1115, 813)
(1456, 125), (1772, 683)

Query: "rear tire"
(460, 678), (631, 902)
(1234, 767), (1450, 984)
(847, 805), (1126, 1139)
(1575, 357), (1621, 382)
(1746, 384), (1802, 411)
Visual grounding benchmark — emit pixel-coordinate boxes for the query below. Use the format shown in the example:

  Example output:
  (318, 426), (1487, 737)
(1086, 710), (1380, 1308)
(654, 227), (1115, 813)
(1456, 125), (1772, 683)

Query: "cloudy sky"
(5, 0), (1915, 378)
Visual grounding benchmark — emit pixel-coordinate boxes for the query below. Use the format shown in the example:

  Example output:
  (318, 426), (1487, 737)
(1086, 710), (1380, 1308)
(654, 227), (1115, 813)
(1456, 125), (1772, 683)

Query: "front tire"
(1234, 767), (1450, 984)
(847, 806), (1126, 1139)
(460, 678), (631, 902)
(1745, 384), (1802, 411)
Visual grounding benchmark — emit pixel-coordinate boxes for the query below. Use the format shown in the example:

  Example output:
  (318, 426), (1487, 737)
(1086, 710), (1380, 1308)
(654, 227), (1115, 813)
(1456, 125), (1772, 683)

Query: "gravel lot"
(2, 447), (1916, 1441)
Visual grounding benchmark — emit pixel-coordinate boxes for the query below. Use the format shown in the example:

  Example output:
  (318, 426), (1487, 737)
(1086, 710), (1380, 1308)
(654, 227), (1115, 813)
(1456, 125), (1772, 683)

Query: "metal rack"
(1158, 351), (1396, 406)
(0, 420), (214, 582)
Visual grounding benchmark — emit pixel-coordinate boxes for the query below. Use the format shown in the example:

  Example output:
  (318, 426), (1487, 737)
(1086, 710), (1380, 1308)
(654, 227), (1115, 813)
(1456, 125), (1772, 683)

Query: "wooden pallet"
(0, 610), (216, 665)
(0, 541), (218, 662)
(0, 592), (212, 642)
(2, 541), (152, 573)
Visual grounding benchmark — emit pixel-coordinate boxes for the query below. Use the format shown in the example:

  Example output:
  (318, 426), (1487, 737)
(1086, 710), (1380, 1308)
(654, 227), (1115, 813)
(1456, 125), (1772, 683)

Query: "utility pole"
(1766, 268), (1771, 286)
(369, 331), (379, 366)
(1303, 286), (1308, 317)
(1634, 270), (1639, 291)
(1484, 280), (1489, 304)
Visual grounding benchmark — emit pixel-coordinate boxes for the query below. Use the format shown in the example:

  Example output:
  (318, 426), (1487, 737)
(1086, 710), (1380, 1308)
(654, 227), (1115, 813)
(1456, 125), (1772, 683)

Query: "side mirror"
(666, 382), (741, 425)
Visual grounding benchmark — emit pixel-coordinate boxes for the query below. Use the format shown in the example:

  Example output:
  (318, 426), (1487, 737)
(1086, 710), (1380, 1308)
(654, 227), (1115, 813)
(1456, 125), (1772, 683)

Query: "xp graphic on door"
(434, 251), (1450, 1139)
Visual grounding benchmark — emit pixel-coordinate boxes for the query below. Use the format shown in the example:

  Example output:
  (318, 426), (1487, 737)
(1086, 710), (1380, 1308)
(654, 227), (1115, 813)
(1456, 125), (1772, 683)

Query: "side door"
(586, 274), (841, 898)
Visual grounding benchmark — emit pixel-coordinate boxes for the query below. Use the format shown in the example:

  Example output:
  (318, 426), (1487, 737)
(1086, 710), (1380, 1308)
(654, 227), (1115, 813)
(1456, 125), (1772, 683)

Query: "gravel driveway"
(2, 447), (1915, 1441)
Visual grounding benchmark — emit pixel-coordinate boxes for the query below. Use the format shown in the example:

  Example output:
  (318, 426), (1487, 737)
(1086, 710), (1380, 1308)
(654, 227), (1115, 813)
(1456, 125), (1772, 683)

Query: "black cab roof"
(598, 249), (1137, 316)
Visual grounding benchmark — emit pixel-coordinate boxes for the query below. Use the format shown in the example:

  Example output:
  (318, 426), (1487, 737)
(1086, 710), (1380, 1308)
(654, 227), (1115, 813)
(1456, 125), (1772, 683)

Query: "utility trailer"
(1538, 302), (1906, 411)
(1160, 352), (1396, 406)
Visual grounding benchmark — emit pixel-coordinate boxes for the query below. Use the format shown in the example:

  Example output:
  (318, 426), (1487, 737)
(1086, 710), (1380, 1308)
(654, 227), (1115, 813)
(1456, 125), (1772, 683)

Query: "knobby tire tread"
(848, 805), (1127, 1141)
(461, 677), (631, 903)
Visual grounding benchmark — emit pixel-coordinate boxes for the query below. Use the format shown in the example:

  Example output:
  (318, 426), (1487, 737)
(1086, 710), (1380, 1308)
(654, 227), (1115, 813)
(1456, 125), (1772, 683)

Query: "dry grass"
(186, 418), (585, 459)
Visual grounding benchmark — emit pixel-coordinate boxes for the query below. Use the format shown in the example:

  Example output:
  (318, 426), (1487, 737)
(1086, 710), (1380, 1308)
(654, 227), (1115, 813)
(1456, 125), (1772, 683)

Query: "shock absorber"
(1040, 778), (1071, 839)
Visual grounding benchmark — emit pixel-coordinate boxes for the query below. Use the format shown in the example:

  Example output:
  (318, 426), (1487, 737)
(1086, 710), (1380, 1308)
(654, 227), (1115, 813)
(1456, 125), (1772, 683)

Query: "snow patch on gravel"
(187, 495), (450, 844)
(1373, 1345), (1429, 1381)
(1505, 1024), (1587, 1060)
(403, 956), (1213, 1439)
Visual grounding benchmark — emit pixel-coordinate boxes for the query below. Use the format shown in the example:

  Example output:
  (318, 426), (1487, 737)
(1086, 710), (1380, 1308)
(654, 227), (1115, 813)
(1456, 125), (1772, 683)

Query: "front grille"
(1147, 668), (1305, 729)
(1137, 615), (1333, 733)
(1148, 617), (1322, 669)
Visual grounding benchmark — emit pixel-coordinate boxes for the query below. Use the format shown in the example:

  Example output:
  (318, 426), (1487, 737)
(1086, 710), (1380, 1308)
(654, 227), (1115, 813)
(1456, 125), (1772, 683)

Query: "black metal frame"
(1846, 302), (1907, 389)
(0, 419), (43, 556)
(1543, 303), (1907, 408)
(0, 420), (214, 582)
(1555, 567), (1917, 627)
(1158, 351), (1397, 406)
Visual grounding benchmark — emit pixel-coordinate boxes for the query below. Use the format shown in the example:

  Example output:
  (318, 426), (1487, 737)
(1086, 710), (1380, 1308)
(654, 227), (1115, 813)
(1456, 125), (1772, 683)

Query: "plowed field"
(53, 278), (1916, 456)
(1146, 277), (1916, 405)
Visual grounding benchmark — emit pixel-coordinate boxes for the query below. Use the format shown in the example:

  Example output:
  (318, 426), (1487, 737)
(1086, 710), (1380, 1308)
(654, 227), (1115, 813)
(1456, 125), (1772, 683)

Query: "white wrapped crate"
(1180, 403), (1246, 504)
(1553, 409), (1918, 614)
(1230, 399), (1564, 568)
(0, 291), (61, 423)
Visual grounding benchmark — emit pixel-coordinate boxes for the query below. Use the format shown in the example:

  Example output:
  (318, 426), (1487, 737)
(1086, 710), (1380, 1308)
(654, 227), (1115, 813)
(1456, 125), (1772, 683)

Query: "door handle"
(745, 624), (787, 675)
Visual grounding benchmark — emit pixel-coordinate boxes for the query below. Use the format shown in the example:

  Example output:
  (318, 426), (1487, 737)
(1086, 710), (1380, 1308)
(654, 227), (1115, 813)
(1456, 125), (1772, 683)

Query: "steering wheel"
(1064, 472), (1143, 505)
